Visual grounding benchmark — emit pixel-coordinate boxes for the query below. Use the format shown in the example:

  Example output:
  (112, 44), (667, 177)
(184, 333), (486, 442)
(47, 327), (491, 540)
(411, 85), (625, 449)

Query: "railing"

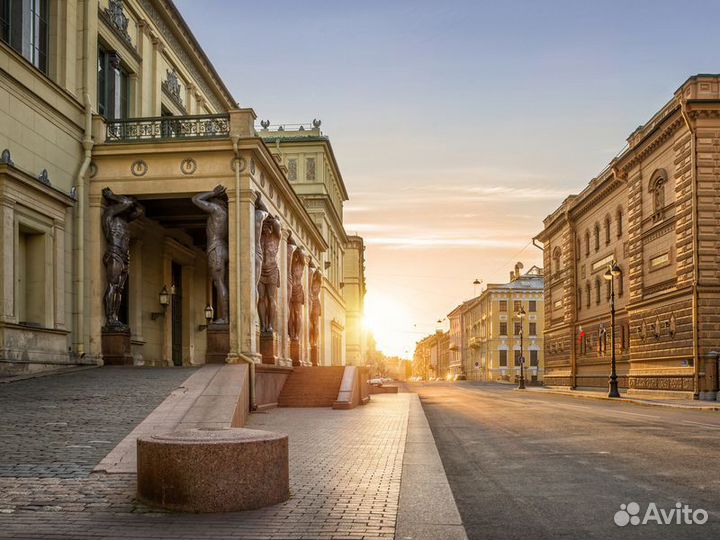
(105, 113), (230, 143)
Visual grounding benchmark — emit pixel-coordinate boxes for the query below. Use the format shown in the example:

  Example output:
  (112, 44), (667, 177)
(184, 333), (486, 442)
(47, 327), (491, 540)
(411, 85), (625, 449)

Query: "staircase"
(277, 366), (346, 407)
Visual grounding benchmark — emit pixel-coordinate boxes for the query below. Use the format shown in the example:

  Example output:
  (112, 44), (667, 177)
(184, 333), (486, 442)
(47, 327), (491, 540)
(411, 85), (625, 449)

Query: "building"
(258, 122), (352, 366)
(447, 301), (471, 378)
(0, 0), (361, 376)
(461, 264), (544, 383)
(536, 74), (720, 400)
(342, 235), (367, 366)
(412, 330), (450, 380)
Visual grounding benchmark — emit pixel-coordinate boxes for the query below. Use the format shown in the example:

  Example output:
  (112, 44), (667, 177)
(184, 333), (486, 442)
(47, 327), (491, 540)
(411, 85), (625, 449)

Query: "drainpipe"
(74, 93), (93, 358)
(231, 135), (256, 411)
(680, 100), (700, 398)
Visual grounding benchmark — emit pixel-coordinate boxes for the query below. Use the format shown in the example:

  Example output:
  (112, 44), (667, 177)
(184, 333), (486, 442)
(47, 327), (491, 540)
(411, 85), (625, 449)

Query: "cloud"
(364, 236), (526, 249)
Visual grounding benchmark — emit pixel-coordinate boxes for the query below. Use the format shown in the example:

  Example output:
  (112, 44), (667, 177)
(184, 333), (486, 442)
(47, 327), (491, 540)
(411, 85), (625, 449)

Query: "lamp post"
(604, 260), (622, 398)
(517, 306), (526, 389)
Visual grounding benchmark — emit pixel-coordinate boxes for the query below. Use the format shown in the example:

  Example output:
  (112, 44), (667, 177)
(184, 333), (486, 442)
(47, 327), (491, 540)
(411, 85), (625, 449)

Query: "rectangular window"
(529, 322), (537, 336)
(514, 321), (522, 335)
(530, 350), (538, 366)
(287, 159), (297, 181)
(513, 300), (522, 313)
(17, 225), (47, 326)
(499, 350), (507, 367)
(1, 0), (49, 74)
(499, 300), (507, 312)
(499, 322), (507, 336)
(97, 46), (129, 120)
(528, 300), (536, 312)
(306, 157), (316, 181)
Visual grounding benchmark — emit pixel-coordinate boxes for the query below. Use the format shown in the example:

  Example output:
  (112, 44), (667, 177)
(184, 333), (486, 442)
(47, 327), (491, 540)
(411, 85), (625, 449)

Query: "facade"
(537, 74), (720, 400)
(412, 330), (450, 380)
(258, 123), (350, 366)
(447, 300), (473, 378)
(342, 235), (366, 366)
(0, 0), (361, 376)
(462, 264), (544, 383)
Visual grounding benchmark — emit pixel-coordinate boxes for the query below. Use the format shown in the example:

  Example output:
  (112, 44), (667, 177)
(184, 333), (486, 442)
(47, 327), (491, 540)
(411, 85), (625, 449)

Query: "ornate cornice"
(619, 114), (684, 174)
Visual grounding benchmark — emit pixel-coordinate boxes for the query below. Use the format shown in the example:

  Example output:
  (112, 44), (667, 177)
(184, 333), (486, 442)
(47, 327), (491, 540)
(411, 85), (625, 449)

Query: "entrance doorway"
(171, 261), (183, 366)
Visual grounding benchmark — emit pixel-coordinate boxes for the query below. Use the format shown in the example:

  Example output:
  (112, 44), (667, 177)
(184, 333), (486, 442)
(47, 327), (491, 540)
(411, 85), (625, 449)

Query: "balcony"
(105, 113), (231, 143)
(469, 337), (481, 349)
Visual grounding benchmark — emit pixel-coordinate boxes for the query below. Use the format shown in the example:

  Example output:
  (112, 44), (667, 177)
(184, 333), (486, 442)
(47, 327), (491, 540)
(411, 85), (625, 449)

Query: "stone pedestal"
(206, 323), (230, 364)
(310, 345), (319, 367)
(290, 339), (301, 366)
(260, 332), (278, 365)
(137, 428), (289, 512)
(102, 329), (133, 366)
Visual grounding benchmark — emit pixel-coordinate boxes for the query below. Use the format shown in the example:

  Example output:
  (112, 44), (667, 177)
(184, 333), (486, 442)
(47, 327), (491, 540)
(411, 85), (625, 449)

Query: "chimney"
(514, 261), (524, 280)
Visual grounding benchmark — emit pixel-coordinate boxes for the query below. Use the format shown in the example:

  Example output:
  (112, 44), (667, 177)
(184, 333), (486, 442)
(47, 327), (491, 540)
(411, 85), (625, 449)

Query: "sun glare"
(362, 291), (414, 359)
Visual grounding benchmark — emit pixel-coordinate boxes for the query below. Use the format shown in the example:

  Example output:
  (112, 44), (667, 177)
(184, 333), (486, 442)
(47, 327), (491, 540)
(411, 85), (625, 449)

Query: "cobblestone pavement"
(0, 367), (194, 478)
(0, 368), (410, 540)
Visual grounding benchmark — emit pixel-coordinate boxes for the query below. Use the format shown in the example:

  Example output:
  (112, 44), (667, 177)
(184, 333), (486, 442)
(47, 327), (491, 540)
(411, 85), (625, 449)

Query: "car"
(381, 377), (394, 383)
(368, 378), (384, 386)
(454, 374), (467, 381)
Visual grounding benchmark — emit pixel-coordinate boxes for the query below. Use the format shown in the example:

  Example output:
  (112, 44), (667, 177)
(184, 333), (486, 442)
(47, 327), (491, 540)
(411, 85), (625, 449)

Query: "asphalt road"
(411, 382), (720, 540)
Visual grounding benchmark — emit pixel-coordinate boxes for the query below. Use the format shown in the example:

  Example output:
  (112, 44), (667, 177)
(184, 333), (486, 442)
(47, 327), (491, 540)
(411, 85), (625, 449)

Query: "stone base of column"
(260, 332), (278, 365)
(101, 329), (133, 366)
(290, 339), (301, 366)
(310, 345), (319, 367)
(206, 323), (230, 364)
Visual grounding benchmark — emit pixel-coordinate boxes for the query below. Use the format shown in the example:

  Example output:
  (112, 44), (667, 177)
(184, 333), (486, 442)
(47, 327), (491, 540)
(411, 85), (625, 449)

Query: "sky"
(175, 0), (720, 358)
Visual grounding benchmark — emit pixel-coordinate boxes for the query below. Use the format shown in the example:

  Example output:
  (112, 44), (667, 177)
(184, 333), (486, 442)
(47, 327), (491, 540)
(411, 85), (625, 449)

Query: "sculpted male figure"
(309, 269), (322, 348)
(258, 214), (282, 333)
(192, 185), (229, 324)
(288, 248), (306, 341)
(102, 187), (144, 331)
(254, 192), (269, 289)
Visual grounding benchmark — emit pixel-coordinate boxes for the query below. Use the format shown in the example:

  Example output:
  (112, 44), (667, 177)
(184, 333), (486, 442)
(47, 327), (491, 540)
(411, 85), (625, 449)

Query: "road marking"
(683, 420), (720, 429)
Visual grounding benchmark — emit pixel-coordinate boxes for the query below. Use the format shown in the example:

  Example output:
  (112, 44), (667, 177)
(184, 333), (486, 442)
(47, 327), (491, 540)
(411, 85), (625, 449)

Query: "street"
(412, 382), (720, 539)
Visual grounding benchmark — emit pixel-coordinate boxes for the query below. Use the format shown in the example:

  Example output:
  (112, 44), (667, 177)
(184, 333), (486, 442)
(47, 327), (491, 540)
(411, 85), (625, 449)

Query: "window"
(306, 157), (316, 181)
(618, 271), (624, 297)
(605, 215), (611, 245)
(616, 207), (623, 237)
(585, 282), (591, 308)
(499, 322), (508, 336)
(1, 0), (49, 74)
(17, 225), (47, 326)
(577, 288), (582, 310)
(499, 350), (507, 367)
(530, 350), (538, 366)
(98, 46), (129, 120)
(594, 223), (600, 251)
(287, 159), (297, 181)
(514, 350), (522, 366)
(652, 177), (665, 213)
(513, 300), (522, 313)
(595, 278), (601, 304)
(584, 230), (590, 257)
(499, 300), (507, 312)
(576, 238), (580, 261)
(606, 280), (611, 301)
(529, 322), (537, 336)
(528, 300), (536, 312)
(514, 321), (522, 336)
(552, 247), (561, 275)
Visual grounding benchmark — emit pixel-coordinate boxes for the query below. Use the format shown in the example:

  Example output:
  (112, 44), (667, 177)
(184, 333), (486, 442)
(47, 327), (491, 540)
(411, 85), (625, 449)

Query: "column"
(88, 193), (104, 361)
(53, 218), (66, 330)
(0, 200), (15, 323)
(278, 229), (291, 365)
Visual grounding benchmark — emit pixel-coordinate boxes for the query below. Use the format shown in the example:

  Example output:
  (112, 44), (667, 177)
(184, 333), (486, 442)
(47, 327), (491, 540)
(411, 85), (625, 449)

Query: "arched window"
(617, 267), (624, 297)
(616, 207), (623, 237)
(594, 223), (600, 251)
(595, 277), (601, 304)
(552, 247), (562, 276)
(577, 287), (582, 311)
(586, 281), (591, 308)
(649, 169), (668, 221)
(584, 230), (590, 257)
(604, 215), (611, 245)
(576, 238), (581, 261)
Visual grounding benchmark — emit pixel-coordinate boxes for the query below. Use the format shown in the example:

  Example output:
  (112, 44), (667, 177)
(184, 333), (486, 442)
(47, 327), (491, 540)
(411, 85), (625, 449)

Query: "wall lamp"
(198, 305), (215, 331)
(150, 286), (171, 320)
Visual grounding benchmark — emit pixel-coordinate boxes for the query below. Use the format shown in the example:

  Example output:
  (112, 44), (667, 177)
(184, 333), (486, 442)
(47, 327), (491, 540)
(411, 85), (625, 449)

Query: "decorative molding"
(0, 149), (14, 166)
(620, 116), (684, 174)
(131, 160), (148, 177)
(180, 158), (196, 175)
(643, 277), (677, 298)
(101, 0), (133, 46)
(161, 68), (185, 111)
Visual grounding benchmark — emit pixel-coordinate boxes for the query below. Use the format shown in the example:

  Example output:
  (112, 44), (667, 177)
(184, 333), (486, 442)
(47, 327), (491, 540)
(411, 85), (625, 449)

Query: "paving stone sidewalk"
(0, 367), (412, 539)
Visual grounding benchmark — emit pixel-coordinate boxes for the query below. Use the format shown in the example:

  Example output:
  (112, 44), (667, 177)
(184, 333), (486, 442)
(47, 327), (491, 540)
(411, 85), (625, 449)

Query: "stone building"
(0, 0), (362, 376)
(258, 123), (352, 366)
(448, 264), (544, 383)
(342, 235), (367, 366)
(412, 330), (449, 380)
(536, 74), (720, 400)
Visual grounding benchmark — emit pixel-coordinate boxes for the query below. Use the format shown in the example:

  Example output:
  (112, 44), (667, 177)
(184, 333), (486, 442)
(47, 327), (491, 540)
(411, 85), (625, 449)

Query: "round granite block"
(137, 427), (289, 512)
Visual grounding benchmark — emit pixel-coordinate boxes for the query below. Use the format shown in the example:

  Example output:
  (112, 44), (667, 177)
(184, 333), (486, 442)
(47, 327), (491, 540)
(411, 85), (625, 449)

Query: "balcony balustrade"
(105, 113), (230, 143)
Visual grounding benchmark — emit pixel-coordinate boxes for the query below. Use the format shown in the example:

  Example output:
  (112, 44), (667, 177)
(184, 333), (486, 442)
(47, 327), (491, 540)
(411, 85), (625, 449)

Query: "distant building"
(447, 263), (545, 383)
(343, 235), (367, 366)
(413, 330), (449, 380)
(536, 75), (720, 400)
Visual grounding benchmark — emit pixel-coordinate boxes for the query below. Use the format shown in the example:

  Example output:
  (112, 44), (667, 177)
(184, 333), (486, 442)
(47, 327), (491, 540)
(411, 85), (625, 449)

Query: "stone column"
(278, 229), (291, 366)
(0, 200), (15, 323)
(227, 184), (260, 363)
(88, 193), (104, 361)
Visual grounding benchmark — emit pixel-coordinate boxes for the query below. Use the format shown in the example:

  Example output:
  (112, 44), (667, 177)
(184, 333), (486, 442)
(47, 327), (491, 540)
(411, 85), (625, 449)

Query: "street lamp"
(473, 278), (482, 296)
(604, 260), (622, 398)
(516, 306), (526, 389)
